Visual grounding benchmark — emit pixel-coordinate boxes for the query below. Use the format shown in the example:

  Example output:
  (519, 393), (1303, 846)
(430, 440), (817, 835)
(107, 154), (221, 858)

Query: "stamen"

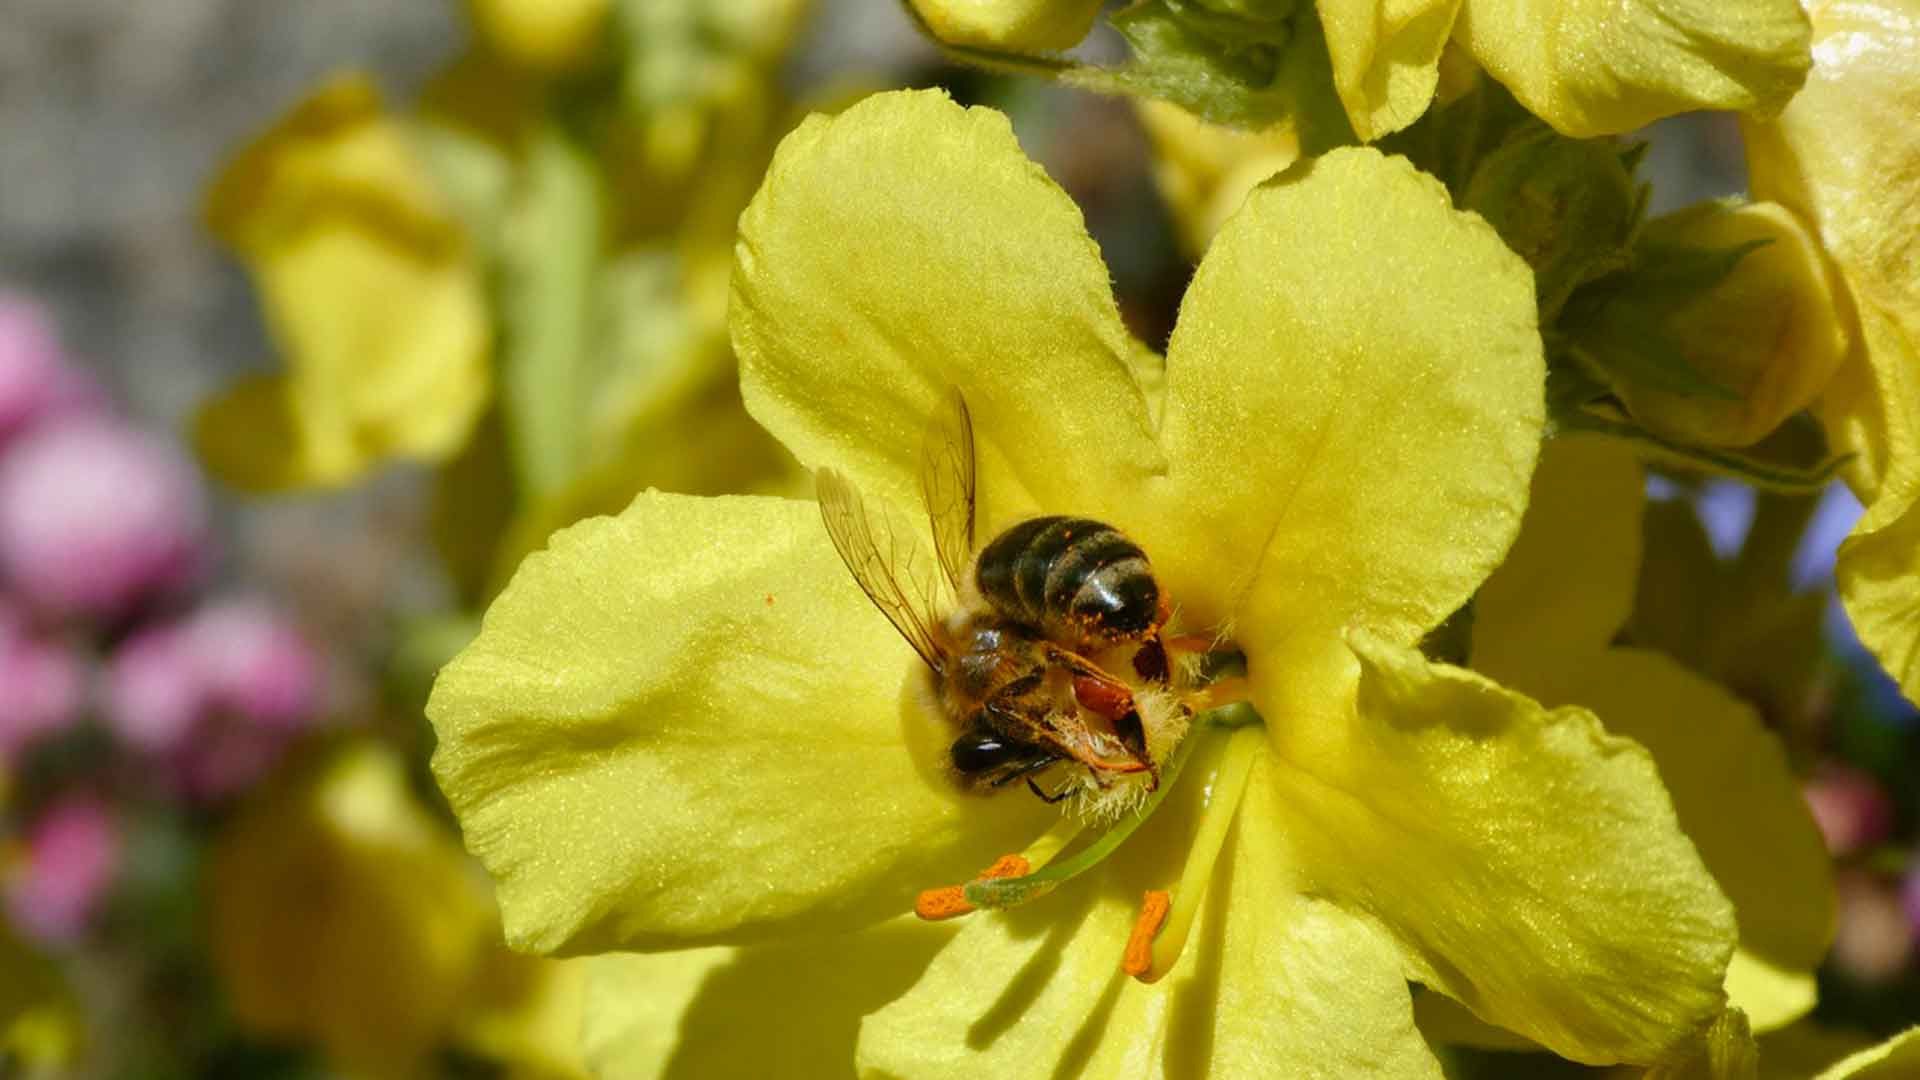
(912, 817), (1083, 921)
(1122, 890), (1171, 977)
(1132, 722), (1264, 983)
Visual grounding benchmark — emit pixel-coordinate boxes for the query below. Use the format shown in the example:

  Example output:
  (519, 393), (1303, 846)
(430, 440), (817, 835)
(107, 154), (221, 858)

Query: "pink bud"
(0, 420), (209, 619)
(4, 795), (120, 946)
(104, 623), (209, 753)
(0, 293), (73, 443)
(184, 599), (320, 729)
(1832, 870), (1915, 983)
(0, 602), (84, 761)
(1803, 765), (1895, 857)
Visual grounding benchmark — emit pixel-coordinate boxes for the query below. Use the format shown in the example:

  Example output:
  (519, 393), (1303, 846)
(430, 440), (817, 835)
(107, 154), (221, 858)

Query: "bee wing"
(816, 468), (949, 673)
(920, 387), (977, 596)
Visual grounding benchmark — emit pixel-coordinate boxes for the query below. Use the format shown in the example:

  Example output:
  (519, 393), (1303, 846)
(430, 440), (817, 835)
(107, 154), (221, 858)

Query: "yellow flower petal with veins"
(428, 492), (1051, 954)
(1453, 0), (1811, 137)
(197, 74), (491, 491)
(1264, 633), (1734, 1064)
(1149, 145), (1541, 728)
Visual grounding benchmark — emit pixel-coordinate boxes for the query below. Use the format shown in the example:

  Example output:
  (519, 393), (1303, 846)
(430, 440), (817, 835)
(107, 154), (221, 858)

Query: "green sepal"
(901, 0), (1353, 148)
(1459, 125), (1642, 319)
(1559, 215), (1774, 403)
(1557, 407), (1849, 494)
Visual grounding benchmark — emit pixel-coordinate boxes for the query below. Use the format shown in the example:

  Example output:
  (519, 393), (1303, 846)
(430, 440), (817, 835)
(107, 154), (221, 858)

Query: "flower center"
(913, 685), (1264, 983)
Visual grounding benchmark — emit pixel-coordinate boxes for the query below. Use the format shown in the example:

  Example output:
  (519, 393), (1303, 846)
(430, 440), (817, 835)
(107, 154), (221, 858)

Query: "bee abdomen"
(976, 516), (1158, 644)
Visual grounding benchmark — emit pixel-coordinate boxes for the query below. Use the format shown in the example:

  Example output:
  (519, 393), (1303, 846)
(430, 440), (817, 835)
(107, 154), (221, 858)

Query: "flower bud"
(466, 0), (610, 71)
(104, 624), (208, 753)
(0, 421), (209, 619)
(0, 606), (83, 761)
(1804, 765), (1895, 857)
(3, 796), (120, 946)
(1608, 201), (1851, 448)
(185, 599), (321, 729)
(909, 0), (1105, 52)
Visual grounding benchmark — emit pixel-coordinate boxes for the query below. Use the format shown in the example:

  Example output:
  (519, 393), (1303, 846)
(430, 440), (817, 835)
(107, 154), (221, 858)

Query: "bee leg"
(1024, 777), (1072, 804)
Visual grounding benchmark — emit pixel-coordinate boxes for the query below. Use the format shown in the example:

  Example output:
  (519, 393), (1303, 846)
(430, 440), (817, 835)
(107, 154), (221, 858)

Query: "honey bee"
(817, 390), (1174, 802)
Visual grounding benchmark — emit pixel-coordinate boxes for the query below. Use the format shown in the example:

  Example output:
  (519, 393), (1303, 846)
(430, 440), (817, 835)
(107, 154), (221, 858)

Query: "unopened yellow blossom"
(430, 90), (1736, 1073)
(467, 0), (611, 71)
(908, 0), (1104, 52)
(1744, 0), (1920, 704)
(196, 75), (491, 492)
(1612, 201), (1852, 449)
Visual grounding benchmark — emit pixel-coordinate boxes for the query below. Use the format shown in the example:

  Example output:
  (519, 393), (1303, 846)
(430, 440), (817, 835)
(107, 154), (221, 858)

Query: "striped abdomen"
(974, 516), (1159, 647)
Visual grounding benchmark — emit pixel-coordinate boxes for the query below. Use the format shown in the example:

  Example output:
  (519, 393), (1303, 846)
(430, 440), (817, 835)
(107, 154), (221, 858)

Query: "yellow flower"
(197, 75), (492, 492)
(0, 920), (79, 1069)
(429, 90), (1735, 1072)
(208, 742), (587, 1078)
(1453, 0), (1813, 136)
(1470, 437), (1833, 1032)
(1742, 0), (1920, 705)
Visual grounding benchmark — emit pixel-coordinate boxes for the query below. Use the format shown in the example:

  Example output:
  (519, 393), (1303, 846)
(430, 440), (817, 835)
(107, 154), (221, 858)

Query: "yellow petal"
(907, 0), (1105, 51)
(1742, 0), (1920, 500)
(1473, 434), (1644, 693)
(583, 921), (952, 1079)
(1814, 1029), (1920, 1080)
(427, 492), (1051, 954)
(859, 755), (1445, 1077)
(1837, 469), (1920, 705)
(207, 744), (493, 1076)
(1319, 0), (1462, 140)
(451, 952), (593, 1079)
(1453, 0), (1811, 136)
(1135, 100), (1300, 258)
(731, 89), (1164, 535)
(1262, 633), (1736, 1065)
(199, 74), (491, 492)
(1613, 202), (1852, 449)
(1548, 649), (1834, 1032)
(1149, 146), (1541, 722)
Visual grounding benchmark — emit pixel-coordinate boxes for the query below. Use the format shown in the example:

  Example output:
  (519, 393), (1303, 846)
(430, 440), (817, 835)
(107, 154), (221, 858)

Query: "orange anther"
(1123, 889), (1172, 979)
(914, 855), (1033, 921)
(980, 854), (1032, 880)
(915, 886), (973, 921)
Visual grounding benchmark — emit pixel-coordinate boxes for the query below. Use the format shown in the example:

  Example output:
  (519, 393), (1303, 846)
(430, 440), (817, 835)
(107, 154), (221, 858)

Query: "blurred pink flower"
(185, 598), (320, 729)
(104, 597), (321, 796)
(104, 623), (205, 753)
(0, 293), (99, 446)
(0, 420), (208, 619)
(0, 602), (83, 761)
(4, 795), (120, 945)
(1804, 765), (1896, 857)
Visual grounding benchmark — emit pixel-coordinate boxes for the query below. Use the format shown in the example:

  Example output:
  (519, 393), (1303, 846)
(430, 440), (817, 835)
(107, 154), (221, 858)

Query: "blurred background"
(0, 1), (1914, 1077)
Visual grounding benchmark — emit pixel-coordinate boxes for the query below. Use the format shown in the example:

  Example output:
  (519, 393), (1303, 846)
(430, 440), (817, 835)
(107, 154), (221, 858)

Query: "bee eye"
(950, 731), (1026, 775)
